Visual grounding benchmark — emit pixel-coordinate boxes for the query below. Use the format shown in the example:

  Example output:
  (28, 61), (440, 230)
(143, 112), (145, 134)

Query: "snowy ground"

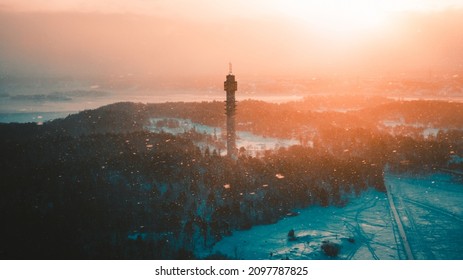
(147, 118), (220, 136)
(236, 131), (302, 152)
(381, 119), (441, 138)
(386, 172), (463, 260)
(146, 118), (299, 154)
(202, 189), (402, 260)
(204, 172), (463, 260)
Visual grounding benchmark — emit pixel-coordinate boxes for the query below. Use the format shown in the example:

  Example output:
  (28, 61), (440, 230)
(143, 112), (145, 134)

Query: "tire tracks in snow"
(343, 197), (380, 260)
(354, 198), (380, 260)
(399, 197), (435, 259)
(403, 198), (463, 224)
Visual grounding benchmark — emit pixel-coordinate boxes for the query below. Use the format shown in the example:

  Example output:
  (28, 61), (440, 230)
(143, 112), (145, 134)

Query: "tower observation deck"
(224, 64), (237, 158)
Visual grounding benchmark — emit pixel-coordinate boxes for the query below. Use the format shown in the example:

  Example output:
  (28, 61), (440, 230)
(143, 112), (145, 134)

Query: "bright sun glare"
(278, 0), (394, 37)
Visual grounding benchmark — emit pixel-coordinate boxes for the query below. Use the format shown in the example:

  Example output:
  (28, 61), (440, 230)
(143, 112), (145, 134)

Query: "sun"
(277, 0), (393, 38)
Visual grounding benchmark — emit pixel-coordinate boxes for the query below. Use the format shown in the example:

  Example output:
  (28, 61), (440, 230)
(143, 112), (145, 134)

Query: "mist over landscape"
(1, 0), (463, 262)
(2, 0), (463, 117)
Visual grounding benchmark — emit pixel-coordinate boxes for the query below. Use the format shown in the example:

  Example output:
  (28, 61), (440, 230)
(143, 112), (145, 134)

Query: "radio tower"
(224, 63), (237, 158)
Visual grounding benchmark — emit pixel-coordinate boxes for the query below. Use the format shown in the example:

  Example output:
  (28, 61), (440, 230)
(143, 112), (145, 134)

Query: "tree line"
(1, 98), (461, 259)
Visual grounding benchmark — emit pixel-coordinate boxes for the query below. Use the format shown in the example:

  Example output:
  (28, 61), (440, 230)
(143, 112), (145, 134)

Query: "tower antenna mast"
(224, 63), (238, 159)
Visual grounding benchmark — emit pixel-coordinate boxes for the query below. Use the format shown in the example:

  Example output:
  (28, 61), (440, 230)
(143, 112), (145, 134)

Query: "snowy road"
(385, 183), (414, 259)
(385, 172), (463, 260)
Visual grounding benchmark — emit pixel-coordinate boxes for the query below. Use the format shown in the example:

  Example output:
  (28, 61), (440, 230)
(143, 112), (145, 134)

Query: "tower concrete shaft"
(224, 72), (237, 158)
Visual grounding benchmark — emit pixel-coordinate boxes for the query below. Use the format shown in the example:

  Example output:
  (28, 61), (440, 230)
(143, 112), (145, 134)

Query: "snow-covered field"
(236, 131), (301, 152)
(146, 118), (299, 154)
(147, 118), (220, 135)
(386, 172), (463, 260)
(204, 172), (463, 260)
(202, 189), (401, 260)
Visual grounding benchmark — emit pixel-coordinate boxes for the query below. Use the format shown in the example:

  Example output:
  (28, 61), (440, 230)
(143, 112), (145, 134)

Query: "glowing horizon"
(1, 0), (463, 79)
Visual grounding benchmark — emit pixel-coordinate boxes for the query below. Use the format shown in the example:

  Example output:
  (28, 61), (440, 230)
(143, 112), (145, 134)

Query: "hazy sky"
(1, 0), (463, 79)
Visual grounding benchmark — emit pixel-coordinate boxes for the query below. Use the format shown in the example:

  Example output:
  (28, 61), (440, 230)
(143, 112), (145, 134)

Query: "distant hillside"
(6, 98), (456, 142)
(358, 100), (463, 128)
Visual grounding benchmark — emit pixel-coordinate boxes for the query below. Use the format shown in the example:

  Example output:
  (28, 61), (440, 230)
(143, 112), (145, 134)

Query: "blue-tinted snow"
(205, 172), (463, 260)
(203, 189), (401, 260)
(386, 172), (463, 259)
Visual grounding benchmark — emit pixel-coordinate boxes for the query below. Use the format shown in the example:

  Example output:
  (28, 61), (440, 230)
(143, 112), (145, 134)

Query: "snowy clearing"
(203, 189), (401, 260)
(386, 172), (463, 260)
(146, 118), (299, 154)
(204, 172), (463, 260)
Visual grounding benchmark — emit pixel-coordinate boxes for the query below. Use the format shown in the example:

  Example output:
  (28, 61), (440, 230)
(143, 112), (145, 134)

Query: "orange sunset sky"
(1, 0), (463, 79)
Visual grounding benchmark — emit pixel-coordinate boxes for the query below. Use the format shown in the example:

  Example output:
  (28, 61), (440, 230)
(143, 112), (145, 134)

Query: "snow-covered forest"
(1, 98), (462, 259)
